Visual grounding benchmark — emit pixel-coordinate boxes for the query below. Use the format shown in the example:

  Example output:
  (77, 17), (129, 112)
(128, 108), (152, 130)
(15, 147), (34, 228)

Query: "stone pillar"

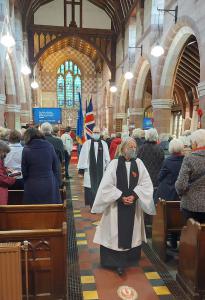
(5, 104), (21, 129)
(20, 103), (31, 125)
(198, 81), (205, 128)
(0, 94), (5, 126)
(107, 106), (114, 134)
(129, 108), (144, 128)
(152, 99), (173, 134)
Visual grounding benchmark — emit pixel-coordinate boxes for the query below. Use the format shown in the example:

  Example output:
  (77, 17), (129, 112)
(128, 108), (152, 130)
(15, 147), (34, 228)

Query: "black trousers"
(182, 208), (205, 223)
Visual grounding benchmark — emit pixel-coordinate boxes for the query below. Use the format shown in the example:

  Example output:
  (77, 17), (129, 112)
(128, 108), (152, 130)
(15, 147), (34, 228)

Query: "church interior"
(1, 0), (205, 299)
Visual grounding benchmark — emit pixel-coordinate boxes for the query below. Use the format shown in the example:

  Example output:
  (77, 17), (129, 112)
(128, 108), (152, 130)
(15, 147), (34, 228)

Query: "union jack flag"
(85, 98), (95, 139)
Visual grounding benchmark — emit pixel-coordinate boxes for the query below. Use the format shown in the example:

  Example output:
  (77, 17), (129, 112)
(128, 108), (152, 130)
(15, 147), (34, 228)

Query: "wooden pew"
(0, 202), (66, 230)
(8, 186), (67, 205)
(177, 219), (205, 300)
(0, 223), (67, 299)
(152, 199), (186, 261)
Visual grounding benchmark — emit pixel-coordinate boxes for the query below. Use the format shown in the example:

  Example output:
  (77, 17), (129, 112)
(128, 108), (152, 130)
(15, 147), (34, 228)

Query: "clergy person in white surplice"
(91, 137), (156, 276)
(77, 127), (110, 208)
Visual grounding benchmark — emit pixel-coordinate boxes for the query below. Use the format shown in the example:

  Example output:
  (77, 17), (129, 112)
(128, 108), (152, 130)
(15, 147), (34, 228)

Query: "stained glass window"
(57, 60), (82, 108)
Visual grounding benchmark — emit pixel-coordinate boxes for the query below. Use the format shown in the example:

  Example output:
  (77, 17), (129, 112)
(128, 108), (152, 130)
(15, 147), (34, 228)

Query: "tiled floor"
(69, 164), (175, 300)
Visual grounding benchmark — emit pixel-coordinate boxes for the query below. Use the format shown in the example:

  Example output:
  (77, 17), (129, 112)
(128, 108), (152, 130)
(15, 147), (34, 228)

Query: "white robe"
(77, 139), (110, 188)
(91, 158), (156, 251)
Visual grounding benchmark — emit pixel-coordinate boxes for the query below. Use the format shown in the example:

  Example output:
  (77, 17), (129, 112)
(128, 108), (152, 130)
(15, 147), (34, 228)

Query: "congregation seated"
(22, 128), (61, 204)
(4, 129), (24, 190)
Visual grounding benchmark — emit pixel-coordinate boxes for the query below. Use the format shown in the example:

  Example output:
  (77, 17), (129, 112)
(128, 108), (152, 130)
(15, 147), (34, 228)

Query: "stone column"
(107, 105), (114, 134)
(152, 99), (173, 134)
(5, 104), (21, 129)
(0, 94), (5, 126)
(129, 108), (144, 128)
(198, 81), (205, 128)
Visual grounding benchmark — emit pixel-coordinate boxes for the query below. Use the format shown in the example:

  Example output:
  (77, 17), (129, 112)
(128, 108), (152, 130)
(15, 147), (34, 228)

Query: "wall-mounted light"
(110, 82), (117, 93)
(124, 45), (143, 80)
(21, 64), (31, 75)
(31, 80), (39, 89)
(0, 32), (15, 48)
(151, 44), (164, 57)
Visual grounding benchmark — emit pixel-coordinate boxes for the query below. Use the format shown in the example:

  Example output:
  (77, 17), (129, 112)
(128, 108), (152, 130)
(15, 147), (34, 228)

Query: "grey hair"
(169, 138), (184, 154)
(132, 128), (144, 139)
(0, 140), (10, 155)
(145, 128), (158, 142)
(41, 122), (53, 134)
(120, 137), (136, 156)
(191, 129), (205, 147)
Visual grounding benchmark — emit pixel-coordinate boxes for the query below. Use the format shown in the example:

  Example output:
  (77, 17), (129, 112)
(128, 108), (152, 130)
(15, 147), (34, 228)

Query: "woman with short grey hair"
(176, 129), (205, 222)
(132, 128), (145, 149)
(154, 139), (184, 202)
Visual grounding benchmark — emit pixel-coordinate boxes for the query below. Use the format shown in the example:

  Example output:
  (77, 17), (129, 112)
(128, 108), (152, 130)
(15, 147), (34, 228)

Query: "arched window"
(57, 60), (82, 108)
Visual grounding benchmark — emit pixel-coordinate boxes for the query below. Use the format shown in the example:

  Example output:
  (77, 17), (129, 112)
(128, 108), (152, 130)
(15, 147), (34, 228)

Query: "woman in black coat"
(22, 128), (61, 204)
(154, 138), (184, 203)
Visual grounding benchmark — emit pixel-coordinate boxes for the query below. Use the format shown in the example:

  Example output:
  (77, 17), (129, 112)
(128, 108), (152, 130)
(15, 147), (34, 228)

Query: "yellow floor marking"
(81, 276), (95, 284)
(77, 240), (88, 245)
(74, 214), (82, 217)
(76, 233), (86, 238)
(153, 286), (171, 295)
(145, 272), (161, 280)
(83, 291), (98, 300)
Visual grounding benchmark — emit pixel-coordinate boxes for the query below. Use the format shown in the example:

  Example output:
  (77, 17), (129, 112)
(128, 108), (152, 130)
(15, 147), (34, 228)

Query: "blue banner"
(143, 117), (153, 130)
(33, 108), (62, 124)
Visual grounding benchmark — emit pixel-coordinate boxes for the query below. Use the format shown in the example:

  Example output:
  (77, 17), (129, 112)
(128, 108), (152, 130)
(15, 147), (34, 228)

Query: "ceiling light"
(21, 65), (31, 75)
(31, 80), (39, 89)
(151, 45), (164, 57)
(0, 33), (15, 48)
(110, 85), (117, 93)
(124, 71), (134, 80)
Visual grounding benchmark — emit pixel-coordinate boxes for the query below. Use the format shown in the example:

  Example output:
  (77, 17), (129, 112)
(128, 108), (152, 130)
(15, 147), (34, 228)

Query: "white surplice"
(77, 139), (110, 188)
(91, 158), (156, 251)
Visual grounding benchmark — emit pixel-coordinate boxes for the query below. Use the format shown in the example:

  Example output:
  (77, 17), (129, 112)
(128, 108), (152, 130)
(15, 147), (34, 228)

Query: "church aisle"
(69, 165), (177, 300)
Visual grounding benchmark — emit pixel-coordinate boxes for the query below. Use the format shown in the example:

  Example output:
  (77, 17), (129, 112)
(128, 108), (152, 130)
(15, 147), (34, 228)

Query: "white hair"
(179, 135), (191, 147)
(132, 128), (144, 139)
(182, 130), (191, 137)
(120, 137), (136, 155)
(145, 128), (158, 142)
(41, 122), (53, 134)
(169, 138), (184, 154)
(191, 129), (205, 147)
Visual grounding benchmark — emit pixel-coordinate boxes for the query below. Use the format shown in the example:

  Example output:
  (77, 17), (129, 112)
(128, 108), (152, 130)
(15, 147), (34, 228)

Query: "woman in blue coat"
(154, 138), (184, 203)
(22, 128), (61, 204)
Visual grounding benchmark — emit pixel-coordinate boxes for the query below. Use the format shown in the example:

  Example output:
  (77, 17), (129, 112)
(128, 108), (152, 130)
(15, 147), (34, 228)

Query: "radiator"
(0, 242), (22, 300)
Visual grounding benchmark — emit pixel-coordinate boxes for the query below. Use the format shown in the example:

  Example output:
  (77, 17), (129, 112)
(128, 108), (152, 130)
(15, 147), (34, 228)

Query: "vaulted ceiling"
(15, 0), (138, 32)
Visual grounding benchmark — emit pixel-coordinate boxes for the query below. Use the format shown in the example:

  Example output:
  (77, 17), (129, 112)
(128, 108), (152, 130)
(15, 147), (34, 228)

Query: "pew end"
(152, 199), (186, 261)
(0, 222), (67, 299)
(177, 219), (205, 300)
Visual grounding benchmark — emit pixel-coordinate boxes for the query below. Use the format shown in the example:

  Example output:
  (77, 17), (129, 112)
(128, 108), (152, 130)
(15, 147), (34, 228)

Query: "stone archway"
(160, 26), (196, 99)
(130, 59), (151, 128)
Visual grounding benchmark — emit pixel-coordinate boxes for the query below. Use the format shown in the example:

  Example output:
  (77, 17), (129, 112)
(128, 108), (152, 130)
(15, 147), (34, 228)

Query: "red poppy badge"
(132, 171), (138, 178)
